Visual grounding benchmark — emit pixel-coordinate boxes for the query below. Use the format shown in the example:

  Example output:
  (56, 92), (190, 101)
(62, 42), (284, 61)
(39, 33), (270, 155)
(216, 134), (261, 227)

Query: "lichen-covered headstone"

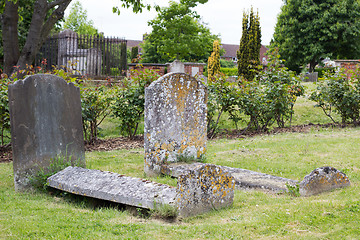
(299, 166), (350, 196)
(8, 74), (85, 191)
(176, 164), (235, 218)
(144, 73), (207, 176)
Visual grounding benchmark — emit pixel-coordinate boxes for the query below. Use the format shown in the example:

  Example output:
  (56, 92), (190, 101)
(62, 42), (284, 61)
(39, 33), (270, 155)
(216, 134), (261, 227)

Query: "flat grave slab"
(48, 166), (177, 210)
(163, 163), (298, 193)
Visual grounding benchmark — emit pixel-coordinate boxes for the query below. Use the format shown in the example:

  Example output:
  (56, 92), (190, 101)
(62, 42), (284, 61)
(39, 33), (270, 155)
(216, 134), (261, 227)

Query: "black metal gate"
(35, 30), (127, 78)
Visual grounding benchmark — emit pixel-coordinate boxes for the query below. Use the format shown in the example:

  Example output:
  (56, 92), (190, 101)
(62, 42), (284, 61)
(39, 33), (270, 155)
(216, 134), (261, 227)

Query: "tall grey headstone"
(144, 73), (207, 176)
(8, 74), (85, 191)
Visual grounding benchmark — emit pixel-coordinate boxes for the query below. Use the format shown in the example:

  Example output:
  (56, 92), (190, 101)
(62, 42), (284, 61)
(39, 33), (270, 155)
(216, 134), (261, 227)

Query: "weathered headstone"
(167, 60), (185, 73)
(48, 166), (177, 210)
(299, 166), (350, 196)
(8, 74), (85, 191)
(144, 73), (207, 176)
(304, 72), (318, 82)
(48, 164), (234, 218)
(176, 164), (235, 218)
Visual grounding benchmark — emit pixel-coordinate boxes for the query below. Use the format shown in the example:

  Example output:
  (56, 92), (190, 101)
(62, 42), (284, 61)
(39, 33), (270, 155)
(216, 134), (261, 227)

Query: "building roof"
(126, 39), (269, 63)
(221, 43), (269, 63)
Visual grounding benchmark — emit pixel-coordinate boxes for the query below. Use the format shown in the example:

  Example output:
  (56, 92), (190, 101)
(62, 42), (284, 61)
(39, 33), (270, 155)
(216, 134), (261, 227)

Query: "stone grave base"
(162, 163), (350, 196)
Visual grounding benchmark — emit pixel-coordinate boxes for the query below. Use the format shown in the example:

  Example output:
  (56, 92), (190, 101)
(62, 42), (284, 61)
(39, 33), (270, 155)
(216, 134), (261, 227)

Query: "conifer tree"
(131, 46), (139, 63)
(207, 40), (221, 81)
(120, 42), (127, 75)
(237, 8), (261, 80)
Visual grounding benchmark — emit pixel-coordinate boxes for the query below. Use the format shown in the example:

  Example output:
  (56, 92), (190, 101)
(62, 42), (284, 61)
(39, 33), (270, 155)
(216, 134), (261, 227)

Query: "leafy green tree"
(1, 0), (72, 75)
(272, 0), (360, 73)
(237, 8), (261, 80)
(1, 0), (197, 75)
(141, 1), (217, 63)
(62, 0), (99, 35)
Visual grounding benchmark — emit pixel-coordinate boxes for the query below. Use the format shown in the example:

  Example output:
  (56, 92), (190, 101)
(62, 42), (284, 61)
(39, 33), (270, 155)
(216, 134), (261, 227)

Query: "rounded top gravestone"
(144, 72), (207, 176)
(8, 74), (85, 191)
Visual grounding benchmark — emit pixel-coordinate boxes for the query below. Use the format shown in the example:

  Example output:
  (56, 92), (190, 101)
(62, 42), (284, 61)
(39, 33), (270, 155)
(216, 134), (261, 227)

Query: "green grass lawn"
(1, 127), (360, 239)
(1, 81), (359, 239)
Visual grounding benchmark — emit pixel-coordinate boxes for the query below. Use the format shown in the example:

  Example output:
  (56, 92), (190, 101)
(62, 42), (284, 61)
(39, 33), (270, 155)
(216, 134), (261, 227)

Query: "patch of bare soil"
(0, 144), (12, 163)
(0, 123), (346, 163)
(213, 122), (342, 139)
(85, 136), (144, 152)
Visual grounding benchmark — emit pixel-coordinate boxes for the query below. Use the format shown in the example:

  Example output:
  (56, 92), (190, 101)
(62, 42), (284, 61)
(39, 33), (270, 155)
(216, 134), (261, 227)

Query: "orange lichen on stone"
(144, 73), (207, 176)
(175, 164), (235, 218)
(299, 166), (350, 197)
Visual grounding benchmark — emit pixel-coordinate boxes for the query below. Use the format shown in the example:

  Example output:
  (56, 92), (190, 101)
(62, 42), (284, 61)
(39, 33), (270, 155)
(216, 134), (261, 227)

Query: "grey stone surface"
(164, 163), (298, 193)
(167, 60), (185, 73)
(299, 166), (350, 196)
(304, 72), (318, 82)
(48, 165), (234, 218)
(176, 164), (235, 218)
(8, 74), (85, 191)
(144, 73), (207, 176)
(48, 166), (177, 209)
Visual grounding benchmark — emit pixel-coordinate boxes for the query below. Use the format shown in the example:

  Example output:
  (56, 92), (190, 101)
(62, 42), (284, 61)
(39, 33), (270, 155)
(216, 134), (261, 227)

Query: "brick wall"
(334, 60), (360, 79)
(128, 62), (206, 78)
(128, 63), (166, 78)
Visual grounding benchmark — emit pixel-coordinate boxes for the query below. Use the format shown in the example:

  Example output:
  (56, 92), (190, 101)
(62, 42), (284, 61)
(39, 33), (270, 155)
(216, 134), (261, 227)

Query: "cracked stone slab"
(163, 162), (298, 193)
(47, 166), (176, 210)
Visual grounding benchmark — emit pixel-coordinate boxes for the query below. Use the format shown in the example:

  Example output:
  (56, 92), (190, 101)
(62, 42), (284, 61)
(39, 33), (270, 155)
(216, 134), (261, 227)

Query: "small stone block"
(299, 166), (350, 197)
(176, 164), (235, 218)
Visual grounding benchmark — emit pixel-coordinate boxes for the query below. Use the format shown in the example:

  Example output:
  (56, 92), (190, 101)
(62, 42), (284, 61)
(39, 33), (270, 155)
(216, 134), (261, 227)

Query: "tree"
(62, 0), (98, 35)
(141, 0), (217, 63)
(207, 40), (221, 81)
(131, 46), (139, 63)
(272, 0), (360, 73)
(1, 0), (201, 75)
(237, 8), (261, 81)
(119, 42), (127, 74)
(1, 0), (72, 75)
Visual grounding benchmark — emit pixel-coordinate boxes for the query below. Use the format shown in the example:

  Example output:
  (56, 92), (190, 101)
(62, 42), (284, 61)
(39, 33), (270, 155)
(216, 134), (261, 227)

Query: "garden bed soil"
(0, 123), (344, 163)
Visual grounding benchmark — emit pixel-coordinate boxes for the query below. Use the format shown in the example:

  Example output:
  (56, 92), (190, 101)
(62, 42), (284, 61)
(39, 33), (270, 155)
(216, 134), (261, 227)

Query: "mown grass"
(1, 127), (360, 239)
(1, 82), (359, 239)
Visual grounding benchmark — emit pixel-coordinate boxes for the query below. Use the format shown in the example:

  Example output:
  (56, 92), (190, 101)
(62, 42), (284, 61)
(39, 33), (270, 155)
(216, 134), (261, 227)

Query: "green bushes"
(310, 68), (360, 124)
(111, 69), (160, 138)
(207, 49), (304, 137)
(207, 74), (240, 138)
(81, 84), (114, 142)
(220, 67), (237, 76)
(0, 78), (11, 145)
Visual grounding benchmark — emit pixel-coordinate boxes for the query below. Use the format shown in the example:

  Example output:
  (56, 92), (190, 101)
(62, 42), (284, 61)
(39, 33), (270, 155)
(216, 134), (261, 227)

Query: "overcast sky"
(66, 0), (284, 45)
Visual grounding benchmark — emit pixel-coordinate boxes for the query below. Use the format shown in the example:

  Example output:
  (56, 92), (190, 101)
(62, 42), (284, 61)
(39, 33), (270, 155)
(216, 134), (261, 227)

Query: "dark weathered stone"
(299, 166), (350, 196)
(176, 164), (235, 218)
(8, 74), (85, 191)
(144, 73), (207, 176)
(48, 166), (177, 209)
(164, 162), (298, 193)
